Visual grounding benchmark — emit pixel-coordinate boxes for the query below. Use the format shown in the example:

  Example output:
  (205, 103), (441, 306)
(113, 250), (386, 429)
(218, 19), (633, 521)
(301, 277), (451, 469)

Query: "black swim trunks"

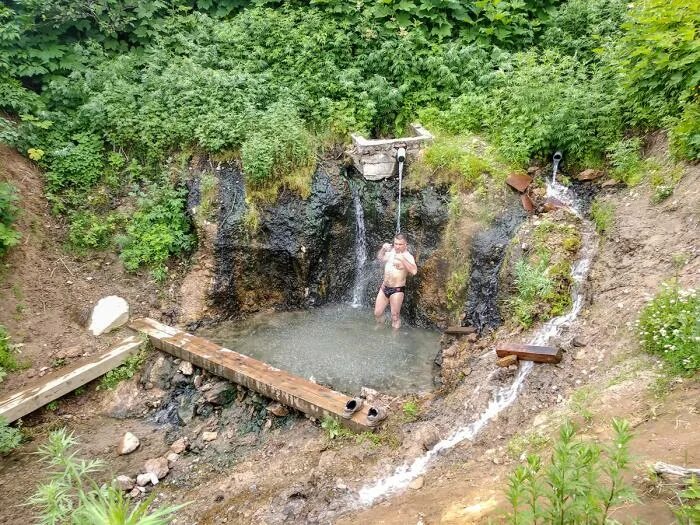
(382, 284), (406, 298)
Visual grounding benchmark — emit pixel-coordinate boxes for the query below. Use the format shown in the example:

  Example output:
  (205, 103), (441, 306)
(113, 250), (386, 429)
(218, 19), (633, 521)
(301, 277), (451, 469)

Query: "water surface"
(198, 304), (440, 395)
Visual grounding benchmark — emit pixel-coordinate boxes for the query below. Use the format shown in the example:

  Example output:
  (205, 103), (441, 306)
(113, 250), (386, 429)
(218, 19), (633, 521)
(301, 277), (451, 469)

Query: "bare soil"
(0, 138), (698, 525)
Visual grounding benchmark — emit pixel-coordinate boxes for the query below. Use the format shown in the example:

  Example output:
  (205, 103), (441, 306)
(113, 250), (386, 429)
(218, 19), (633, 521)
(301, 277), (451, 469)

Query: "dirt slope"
(0, 144), (173, 395)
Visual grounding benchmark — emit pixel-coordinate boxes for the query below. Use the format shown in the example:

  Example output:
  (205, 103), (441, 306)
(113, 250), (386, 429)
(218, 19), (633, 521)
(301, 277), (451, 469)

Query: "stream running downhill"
(356, 179), (596, 506)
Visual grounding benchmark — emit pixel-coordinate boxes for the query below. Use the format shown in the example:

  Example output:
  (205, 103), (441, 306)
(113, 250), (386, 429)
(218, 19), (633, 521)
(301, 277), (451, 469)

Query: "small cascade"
(356, 175), (596, 507)
(351, 184), (369, 308)
(396, 147), (406, 233)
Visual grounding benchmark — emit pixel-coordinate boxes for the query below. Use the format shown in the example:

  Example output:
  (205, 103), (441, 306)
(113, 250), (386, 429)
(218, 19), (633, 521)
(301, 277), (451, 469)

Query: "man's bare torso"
(383, 249), (415, 287)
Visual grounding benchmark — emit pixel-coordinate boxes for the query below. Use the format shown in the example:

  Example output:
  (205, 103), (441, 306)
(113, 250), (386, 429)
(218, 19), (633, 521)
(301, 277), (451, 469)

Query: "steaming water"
(357, 180), (596, 506)
(198, 304), (440, 395)
(351, 185), (370, 308)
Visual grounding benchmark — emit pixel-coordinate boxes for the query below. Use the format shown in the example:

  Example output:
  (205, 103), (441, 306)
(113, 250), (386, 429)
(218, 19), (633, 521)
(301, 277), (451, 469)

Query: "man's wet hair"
(394, 232), (407, 242)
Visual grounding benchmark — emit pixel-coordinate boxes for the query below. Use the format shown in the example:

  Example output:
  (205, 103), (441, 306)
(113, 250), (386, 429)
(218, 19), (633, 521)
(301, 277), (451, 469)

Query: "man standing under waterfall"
(374, 233), (417, 330)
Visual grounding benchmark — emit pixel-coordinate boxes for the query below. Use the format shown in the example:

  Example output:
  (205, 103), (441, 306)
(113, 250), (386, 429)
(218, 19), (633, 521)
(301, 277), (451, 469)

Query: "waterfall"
(396, 157), (404, 233)
(351, 184), (369, 308)
(356, 179), (596, 506)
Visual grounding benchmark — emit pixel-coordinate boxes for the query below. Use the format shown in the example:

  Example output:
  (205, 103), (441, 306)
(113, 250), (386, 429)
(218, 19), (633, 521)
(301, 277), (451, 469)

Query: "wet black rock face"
(202, 162), (451, 327)
(464, 195), (526, 332)
(211, 164), (355, 312)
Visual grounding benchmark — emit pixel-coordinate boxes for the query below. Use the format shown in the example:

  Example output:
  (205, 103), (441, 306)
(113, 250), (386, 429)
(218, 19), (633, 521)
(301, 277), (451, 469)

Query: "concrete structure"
(349, 123), (433, 181)
(129, 318), (374, 432)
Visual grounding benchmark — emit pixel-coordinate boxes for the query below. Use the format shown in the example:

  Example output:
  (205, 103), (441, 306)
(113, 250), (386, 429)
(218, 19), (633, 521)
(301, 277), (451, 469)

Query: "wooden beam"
(444, 326), (477, 336)
(129, 318), (375, 432)
(0, 336), (143, 423)
(496, 343), (562, 364)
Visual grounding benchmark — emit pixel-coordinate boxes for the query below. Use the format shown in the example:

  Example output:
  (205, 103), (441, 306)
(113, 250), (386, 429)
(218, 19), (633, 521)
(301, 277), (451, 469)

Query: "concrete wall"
(348, 123), (433, 181)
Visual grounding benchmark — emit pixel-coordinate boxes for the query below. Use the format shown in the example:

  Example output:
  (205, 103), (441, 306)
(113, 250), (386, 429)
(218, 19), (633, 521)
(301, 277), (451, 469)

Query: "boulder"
(575, 169), (603, 181)
(409, 476), (425, 490)
(166, 452), (180, 466)
(521, 194), (534, 213)
(144, 457), (169, 480)
(179, 361), (194, 376)
(202, 431), (218, 442)
(137, 472), (159, 486)
(115, 475), (135, 491)
(202, 381), (235, 405)
(88, 296), (129, 336)
(170, 437), (189, 454)
(117, 432), (140, 455)
(506, 173), (533, 193)
(543, 197), (566, 213)
(266, 402), (289, 417)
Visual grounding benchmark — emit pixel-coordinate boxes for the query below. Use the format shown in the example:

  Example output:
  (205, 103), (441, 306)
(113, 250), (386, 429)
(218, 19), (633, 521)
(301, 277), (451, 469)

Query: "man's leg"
(389, 292), (404, 330)
(374, 288), (389, 325)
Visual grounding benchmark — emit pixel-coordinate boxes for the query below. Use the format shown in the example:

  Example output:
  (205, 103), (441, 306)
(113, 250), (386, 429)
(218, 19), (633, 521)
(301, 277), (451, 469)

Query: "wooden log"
(496, 343), (562, 364)
(0, 336), (143, 423)
(653, 462), (700, 479)
(444, 326), (477, 336)
(129, 318), (375, 432)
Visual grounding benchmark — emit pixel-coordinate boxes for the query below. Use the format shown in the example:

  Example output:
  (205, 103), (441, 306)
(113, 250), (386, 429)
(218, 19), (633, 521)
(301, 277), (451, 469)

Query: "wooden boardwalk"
(0, 336), (143, 423)
(129, 318), (374, 432)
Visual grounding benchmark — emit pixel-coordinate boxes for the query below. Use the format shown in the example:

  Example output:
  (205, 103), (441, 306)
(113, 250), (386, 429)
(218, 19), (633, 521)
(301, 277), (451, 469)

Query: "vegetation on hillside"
(504, 419), (637, 524)
(0, 0), (697, 271)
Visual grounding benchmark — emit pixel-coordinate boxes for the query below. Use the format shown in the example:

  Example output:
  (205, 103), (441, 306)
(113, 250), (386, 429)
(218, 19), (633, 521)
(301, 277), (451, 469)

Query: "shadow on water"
(197, 304), (440, 395)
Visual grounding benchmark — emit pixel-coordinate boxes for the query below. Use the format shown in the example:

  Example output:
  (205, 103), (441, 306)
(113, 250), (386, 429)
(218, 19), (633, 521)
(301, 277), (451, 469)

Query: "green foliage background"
(0, 0), (697, 271)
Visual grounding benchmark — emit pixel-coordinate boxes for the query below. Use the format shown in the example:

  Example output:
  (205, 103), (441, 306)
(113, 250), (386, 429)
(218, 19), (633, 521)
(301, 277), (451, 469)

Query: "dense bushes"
(0, 0), (698, 274)
(0, 182), (20, 257)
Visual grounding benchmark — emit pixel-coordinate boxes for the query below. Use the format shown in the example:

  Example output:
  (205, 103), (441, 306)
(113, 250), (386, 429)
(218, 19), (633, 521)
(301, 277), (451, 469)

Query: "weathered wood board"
(0, 336), (143, 423)
(129, 318), (374, 432)
(444, 326), (477, 336)
(496, 343), (562, 364)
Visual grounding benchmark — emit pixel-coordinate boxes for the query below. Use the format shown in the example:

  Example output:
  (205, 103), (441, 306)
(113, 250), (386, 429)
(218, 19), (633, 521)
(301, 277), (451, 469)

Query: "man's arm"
(377, 242), (392, 262)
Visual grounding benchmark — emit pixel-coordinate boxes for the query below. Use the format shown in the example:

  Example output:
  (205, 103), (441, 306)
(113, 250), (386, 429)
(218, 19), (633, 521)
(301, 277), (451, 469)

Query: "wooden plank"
(129, 318), (374, 432)
(444, 326), (477, 336)
(496, 343), (562, 364)
(0, 336), (143, 423)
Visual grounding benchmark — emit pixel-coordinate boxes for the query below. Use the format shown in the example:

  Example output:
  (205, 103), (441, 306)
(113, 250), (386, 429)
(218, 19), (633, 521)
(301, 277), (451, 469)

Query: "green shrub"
(321, 416), (352, 440)
(241, 101), (315, 185)
(0, 182), (21, 257)
(118, 185), (195, 279)
(68, 212), (122, 251)
(539, 0), (626, 63)
(28, 428), (185, 524)
(504, 419), (637, 524)
(402, 400), (420, 422)
(44, 132), (105, 195)
(590, 199), (614, 236)
(0, 417), (22, 455)
(510, 259), (554, 328)
(674, 475), (700, 525)
(637, 284), (699, 375)
(0, 325), (19, 381)
(607, 137), (644, 185)
(98, 349), (149, 390)
(617, 0), (700, 128)
(670, 100), (700, 161)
